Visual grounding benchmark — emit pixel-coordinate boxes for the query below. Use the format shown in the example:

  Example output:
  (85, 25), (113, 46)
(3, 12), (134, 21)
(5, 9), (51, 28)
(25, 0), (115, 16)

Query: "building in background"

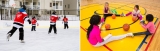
(0, 0), (12, 20)
(0, 0), (80, 20)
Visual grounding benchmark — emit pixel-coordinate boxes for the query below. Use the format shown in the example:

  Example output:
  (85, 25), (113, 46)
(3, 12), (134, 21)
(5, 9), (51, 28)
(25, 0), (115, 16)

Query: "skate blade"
(6, 35), (10, 41)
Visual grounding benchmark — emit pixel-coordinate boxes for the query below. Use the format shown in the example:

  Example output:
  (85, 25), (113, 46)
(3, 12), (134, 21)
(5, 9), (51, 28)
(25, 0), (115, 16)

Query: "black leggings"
(31, 26), (36, 31)
(8, 27), (24, 40)
(133, 30), (152, 36)
(103, 14), (120, 21)
(48, 24), (57, 34)
(64, 24), (69, 29)
(64, 22), (69, 29)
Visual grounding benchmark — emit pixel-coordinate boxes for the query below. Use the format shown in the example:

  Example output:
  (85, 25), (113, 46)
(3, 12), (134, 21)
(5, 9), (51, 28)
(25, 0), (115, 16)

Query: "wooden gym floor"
(80, 0), (160, 51)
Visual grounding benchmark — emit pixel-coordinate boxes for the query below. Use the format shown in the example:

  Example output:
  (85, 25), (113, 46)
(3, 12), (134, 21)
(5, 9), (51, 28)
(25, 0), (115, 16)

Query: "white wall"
(58, 15), (79, 21)
(0, 20), (80, 29)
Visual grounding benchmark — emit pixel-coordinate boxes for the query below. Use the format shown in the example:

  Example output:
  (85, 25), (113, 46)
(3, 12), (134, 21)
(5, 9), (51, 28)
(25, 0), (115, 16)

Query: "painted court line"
(136, 18), (159, 51)
(145, 21), (160, 51)
(80, 3), (146, 21)
(80, 26), (113, 51)
(136, 35), (149, 51)
(81, 4), (100, 10)
(81, 3), (146, 51)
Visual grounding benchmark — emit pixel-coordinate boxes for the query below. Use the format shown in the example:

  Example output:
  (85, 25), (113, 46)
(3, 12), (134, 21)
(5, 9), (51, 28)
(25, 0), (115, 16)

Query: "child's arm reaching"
(99, 22), (104, 28)
(141, 23), (151, 30)
(99, 18), (105, 28)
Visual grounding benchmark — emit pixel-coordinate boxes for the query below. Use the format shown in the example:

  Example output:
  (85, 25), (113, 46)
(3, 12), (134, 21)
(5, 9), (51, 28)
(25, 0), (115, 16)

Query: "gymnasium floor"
(80, 0), (160, 51)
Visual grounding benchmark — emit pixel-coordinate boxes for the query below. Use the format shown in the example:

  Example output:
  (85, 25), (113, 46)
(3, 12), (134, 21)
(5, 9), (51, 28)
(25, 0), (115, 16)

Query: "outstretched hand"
(29, 21), (31, 24)
(102, 39), (104, 42)
(37, 23), (39, 26)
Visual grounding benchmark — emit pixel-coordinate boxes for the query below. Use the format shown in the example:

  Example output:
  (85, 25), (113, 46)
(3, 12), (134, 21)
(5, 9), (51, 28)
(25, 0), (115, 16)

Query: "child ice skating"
(63, 16), (69, 29)
(48, 11), (58, 34)
(87, 15), (133, 47)
(6, 5), (31, 43)
(31, 16), (38, 31)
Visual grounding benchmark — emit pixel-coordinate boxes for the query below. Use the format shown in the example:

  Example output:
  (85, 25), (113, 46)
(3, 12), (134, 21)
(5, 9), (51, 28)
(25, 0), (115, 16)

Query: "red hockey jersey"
(50, 15), (58, 25)
(13, 12), (29, 28)
(14, 12), (28, 24)
(63, 18), (68, 22)
(32, 19), (37, 25)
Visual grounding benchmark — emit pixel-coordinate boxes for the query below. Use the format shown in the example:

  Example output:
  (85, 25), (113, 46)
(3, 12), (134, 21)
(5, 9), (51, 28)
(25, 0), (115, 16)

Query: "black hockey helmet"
(21, 5), (26, 10)
(52, 11), (56, 15)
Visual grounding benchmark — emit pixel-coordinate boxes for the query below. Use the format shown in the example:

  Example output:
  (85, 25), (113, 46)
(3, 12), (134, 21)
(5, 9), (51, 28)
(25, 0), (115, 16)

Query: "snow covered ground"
(0, 21), (80, 51)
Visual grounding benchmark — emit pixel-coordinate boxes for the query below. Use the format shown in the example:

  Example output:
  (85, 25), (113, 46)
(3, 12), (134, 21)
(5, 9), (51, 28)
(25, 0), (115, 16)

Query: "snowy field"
(0, 21), (80, 51)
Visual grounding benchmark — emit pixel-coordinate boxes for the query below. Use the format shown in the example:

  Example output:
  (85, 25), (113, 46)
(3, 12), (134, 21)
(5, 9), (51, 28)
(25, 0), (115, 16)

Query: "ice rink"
(0, 21), (79, 51)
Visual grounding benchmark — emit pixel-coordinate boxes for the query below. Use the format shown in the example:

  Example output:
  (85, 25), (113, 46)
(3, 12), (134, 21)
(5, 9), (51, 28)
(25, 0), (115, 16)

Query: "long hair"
(105, 2), (109, 5)
(135, 5), (139, 10)
(105, 2), (109, 7)
(87, 15), (101, 39)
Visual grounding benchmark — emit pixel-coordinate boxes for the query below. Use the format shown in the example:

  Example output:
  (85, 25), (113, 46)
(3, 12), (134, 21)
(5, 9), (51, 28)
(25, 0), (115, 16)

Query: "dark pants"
(48, 24), (57, 34)
(103, 14), (120, 21)
(133, 30), (151, 36)
(31, 26), (36, 31)
(7, 27), (24, 40)
(64, 22), (69, 29)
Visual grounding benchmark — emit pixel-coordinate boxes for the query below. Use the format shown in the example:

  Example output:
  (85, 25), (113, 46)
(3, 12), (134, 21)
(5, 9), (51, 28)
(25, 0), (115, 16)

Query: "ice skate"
(48, 32), (51, 34)
(7, 33), (11, 41)
(20, 40), (25, 43)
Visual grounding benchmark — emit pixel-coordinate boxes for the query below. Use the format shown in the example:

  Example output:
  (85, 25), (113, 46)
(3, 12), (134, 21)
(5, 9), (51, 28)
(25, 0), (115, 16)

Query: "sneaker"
(94, 11), (98, 15)
(127, 33), (134, 37)
(120, 12), (125, 17)
(20, 40), (25, 43)
(140, 20), (145, 24)
(7, 33), (11, 41)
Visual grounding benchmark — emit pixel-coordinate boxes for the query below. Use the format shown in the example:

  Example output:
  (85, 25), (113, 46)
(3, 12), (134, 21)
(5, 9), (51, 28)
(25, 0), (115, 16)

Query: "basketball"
(112, 14), (116, 19)
(105, 24), (110, 30)
(132, 16), (137, 21)
(123, 24), (130, 31)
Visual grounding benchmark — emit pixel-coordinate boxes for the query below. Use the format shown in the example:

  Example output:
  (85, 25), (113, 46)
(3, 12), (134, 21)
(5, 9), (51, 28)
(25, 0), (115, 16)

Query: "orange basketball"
(123, 24), (130, 31)
(112, 14), (116, 19)
(132, 16), (137, 21)
(105, 24), (110, 30)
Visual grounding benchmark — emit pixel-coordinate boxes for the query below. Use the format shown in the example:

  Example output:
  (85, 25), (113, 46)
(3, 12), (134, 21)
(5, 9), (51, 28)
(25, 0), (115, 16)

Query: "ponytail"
(87, 24), (94, 39)
(87, 15), (101, 39)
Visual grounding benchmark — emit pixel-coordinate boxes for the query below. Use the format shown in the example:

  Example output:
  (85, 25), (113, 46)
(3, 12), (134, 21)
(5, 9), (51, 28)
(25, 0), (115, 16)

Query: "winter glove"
(28, 20), (31, 24)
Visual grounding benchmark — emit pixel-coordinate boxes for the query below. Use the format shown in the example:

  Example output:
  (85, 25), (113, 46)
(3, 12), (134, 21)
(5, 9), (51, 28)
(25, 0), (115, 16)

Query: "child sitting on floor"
(122, 5), (143, 21)
(87, 15), (133, 47)
(133, 14), (155, 36)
